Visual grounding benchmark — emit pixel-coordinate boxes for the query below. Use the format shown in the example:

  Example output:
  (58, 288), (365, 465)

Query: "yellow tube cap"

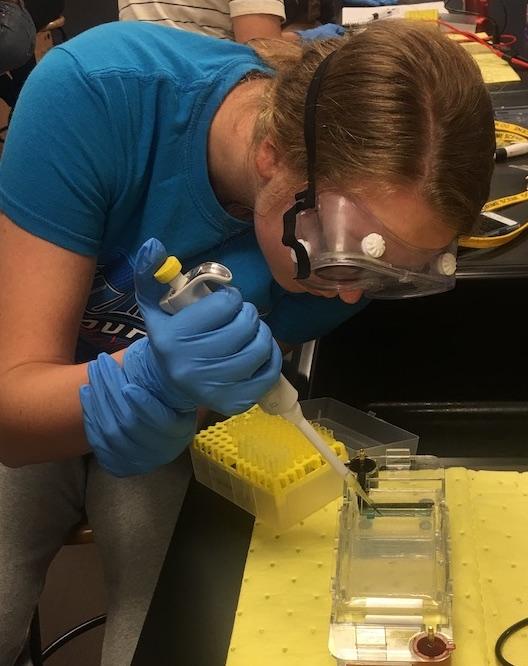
(154, 256), (182, 284)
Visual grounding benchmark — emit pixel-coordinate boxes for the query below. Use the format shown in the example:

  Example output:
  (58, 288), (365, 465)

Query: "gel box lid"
(300, 397), (419, 457)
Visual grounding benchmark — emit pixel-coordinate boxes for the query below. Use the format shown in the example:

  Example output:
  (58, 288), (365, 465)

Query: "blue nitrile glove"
(80, 353), (197, 477)
(343, 0), (397, 6)
(122, 238), (283, 416)
(296, 23), (346, 41)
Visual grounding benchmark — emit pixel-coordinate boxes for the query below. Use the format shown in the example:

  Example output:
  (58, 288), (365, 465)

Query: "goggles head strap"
(282, 49), (338, 279)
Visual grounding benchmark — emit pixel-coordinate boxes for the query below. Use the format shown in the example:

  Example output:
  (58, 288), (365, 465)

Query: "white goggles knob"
(437, 252), (457, 276)
(361, 233), (386, 258)
(290, 239), (311, 264)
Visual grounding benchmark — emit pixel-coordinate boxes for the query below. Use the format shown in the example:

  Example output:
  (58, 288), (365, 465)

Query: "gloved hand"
(343, 0), (397, 6)
(123, 238), (283, 416)
(80, 353), (197, 477)
(296, 23), (346, 41)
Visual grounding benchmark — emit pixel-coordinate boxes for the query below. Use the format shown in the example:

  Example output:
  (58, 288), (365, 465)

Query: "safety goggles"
(284, 190), (457, 299)
(281, 49), (458, 299)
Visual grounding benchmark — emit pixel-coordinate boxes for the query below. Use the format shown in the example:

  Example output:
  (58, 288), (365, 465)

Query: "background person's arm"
(232, 13), (282, 42)
(231, 12), (299, 42)
(229, 0), (301, 42)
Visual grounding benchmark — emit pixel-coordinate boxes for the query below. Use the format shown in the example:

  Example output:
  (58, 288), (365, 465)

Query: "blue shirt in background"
(0, 21), (366, 359)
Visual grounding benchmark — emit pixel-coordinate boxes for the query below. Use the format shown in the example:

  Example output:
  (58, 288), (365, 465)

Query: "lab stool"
(28, 520), (106, 665)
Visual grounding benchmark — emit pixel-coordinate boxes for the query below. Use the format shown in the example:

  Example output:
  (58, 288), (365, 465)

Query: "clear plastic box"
(329, 451), (454, 665)
(190, 398), (419, 532)
(300, 398), (419, 458)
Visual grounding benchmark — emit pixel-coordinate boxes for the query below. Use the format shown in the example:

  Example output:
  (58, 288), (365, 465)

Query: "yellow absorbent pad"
(227, 468), (528, 666)
(459, 41), (520, 84)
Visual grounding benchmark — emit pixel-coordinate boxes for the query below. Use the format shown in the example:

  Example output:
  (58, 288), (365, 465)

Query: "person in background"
(118, 0), (345, 42)
(0, 18), (494, 666)
(0, 0), (35, 108)
(0, 0), (35, 73)
(0, 0), (64, 110)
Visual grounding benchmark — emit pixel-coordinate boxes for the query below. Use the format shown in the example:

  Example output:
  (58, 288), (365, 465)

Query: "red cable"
(437, 19), (528, 70)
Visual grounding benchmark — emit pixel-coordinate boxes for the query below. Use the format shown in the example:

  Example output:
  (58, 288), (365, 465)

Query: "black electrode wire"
(496, 0), (509, 36)
(495, 617), (528, 666)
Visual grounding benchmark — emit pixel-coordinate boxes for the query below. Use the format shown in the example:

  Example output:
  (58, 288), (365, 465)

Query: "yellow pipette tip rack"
(191, 405), (348, 532)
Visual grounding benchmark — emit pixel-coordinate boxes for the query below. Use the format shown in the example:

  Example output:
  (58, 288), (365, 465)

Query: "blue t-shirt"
(0, 22), (366, 359)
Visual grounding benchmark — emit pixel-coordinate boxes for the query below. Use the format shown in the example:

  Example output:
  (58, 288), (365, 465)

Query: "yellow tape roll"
(459, 122), (528, 248)
(494, 120), (528, 139)
(495, 131), (528, 147)
(482, 190), (528, 212)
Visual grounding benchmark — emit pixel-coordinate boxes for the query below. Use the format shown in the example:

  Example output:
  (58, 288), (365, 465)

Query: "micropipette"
(153, 254), (377, 509)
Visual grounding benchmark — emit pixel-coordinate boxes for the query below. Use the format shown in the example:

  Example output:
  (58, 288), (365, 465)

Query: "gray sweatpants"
(0, 452), (192, 666)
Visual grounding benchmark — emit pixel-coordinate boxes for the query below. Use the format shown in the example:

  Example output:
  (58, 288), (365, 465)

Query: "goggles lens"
(283, 191), (458, 299)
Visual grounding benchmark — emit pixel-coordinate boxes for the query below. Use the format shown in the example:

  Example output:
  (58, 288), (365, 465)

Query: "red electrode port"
(410, 628), (455, 662)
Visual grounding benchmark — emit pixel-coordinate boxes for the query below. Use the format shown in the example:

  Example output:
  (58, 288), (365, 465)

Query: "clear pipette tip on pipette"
(258, 376), (381, 514)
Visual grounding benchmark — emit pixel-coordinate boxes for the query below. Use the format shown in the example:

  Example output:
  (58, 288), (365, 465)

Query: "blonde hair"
(251, 21), (495, 233)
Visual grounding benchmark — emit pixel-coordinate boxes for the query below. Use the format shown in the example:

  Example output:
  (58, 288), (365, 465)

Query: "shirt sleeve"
(264, 288), (370, 345)
(0, 47), (117, 256)
(229, 0), (286, 20)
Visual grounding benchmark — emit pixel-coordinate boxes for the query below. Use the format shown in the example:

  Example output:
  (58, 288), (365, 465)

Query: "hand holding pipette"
(126, 239), (282, 416)
(152, 245), (377, 509)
